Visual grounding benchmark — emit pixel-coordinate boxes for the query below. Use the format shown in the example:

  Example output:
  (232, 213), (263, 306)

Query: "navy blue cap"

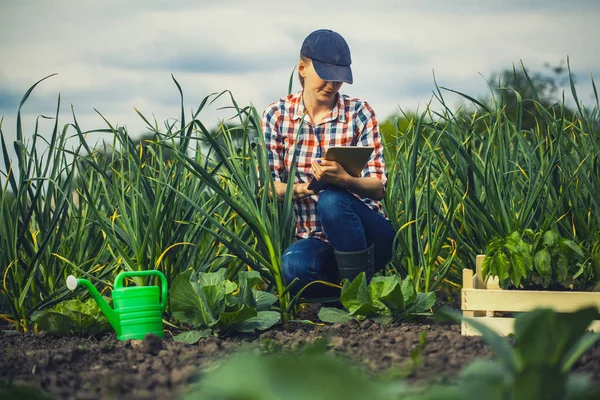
(300, 29), (353, 84)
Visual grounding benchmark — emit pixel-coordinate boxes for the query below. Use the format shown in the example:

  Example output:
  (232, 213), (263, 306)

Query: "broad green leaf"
(561, 331), (600, 372)
(201, 284), (226, 326)
(183, 351), (399, 400)
(514, 365), (565, 400)
(405, 292), (435, 314)
(511, 254), (528, 287)
(318, 307), (353, 324)
(378, 278), (405, 313)
(218, 304), (257, 330)
(543, 231), (559, 247)
(31, 298), (112, 336)
(235, 311), (281, 332)
(171, 270), (211, 328)
(340, 273), (370, 312)
(252, 289), (278, 312)
(514, 307), (598, 369)
(194, 269), (228, 288)
(225, 280), (238, 295)
(237, 270), (262, 308)
(367, 277), (388, 310)
(457, 358), (511, 397)
(556, 256), (568, 283)
(401, 277), (417, 305)
(533, 249), (551, 277)
(173, 329), (212, 344)
(64, 310), (101, 336)
(340, 273), (379, 316)
(497, 252), (510, 281)
(32, 312), (75, 335)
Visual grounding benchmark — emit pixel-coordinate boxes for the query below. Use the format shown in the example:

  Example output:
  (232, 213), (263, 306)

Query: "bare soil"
(1, 305), (599, 400)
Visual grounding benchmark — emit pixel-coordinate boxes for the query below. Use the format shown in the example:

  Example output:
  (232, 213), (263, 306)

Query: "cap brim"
(312, 59), (353, 84)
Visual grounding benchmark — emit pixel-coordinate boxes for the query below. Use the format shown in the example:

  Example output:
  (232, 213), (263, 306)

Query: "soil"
(1, 304), (599, 400)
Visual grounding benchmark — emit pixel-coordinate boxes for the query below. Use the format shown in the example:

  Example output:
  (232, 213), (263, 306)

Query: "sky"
(1, 0), (599, 159)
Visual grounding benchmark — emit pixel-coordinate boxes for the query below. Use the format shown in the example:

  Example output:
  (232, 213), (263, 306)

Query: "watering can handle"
(115, 270), (168, 312)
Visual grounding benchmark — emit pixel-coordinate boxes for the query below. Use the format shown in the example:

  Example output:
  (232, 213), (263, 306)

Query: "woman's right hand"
(274, 181), (316, 201)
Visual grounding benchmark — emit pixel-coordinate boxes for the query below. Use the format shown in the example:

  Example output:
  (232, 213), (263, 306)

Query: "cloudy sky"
(1, 0), (599, 156)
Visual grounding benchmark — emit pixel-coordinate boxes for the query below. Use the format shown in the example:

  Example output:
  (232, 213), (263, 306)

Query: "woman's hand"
(310, 159), (350, 186)
(273, 181), (316, 201)
(311, 158), (385, 200)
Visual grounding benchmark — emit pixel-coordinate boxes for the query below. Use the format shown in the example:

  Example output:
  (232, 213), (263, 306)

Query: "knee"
(317, 188), (353, 222)
(282, 248), (312, 291)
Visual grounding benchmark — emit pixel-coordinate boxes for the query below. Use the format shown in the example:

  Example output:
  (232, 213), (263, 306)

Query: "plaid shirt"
(261, 91), (387, 241)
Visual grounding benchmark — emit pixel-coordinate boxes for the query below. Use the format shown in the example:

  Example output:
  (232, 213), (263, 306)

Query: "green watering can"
(66, 270), (168, 340)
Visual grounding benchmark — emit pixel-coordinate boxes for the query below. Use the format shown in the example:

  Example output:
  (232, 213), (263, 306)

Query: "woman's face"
(299, 59), (343, 105)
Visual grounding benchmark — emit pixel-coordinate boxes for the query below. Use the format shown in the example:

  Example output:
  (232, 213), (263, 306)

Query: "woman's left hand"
(310, 159), (350, 185)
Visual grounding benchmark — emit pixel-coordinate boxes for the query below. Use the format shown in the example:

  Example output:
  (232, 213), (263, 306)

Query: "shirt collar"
(292, 91), (346, 124)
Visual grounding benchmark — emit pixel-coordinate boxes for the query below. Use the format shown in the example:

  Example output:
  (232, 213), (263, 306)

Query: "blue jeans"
(282, 187), (396, 297)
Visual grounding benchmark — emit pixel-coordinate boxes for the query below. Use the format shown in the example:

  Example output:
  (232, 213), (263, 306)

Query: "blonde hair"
(298, 54), (310, 88)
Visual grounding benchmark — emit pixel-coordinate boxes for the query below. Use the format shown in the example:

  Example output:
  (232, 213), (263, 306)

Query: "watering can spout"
(66, 275), (120, 336)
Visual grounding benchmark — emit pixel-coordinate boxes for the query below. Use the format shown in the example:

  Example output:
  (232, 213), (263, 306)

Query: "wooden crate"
(461, 255), (600, 336)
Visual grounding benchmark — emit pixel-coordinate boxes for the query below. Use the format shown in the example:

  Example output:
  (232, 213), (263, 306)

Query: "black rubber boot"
(334, 243), (375, 282)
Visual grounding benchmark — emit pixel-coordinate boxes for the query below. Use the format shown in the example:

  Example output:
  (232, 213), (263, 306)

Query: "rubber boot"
(334, 243), (375, 282)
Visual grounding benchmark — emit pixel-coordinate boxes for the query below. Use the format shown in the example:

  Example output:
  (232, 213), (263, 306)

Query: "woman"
(261, 29), (396, 297)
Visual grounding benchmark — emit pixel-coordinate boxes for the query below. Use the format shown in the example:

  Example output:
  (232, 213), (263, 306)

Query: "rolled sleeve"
(356, 102), (387, 186)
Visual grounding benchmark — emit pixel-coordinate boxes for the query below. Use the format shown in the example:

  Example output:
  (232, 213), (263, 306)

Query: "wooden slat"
(462, 269), (474, 320)
(462, 317), (600, 336)
(462, 288), (600, 312)
(474, 255), (486, 289)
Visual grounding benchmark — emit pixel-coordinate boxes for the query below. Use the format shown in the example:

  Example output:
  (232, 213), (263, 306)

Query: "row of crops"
(0, 64), (599, 334)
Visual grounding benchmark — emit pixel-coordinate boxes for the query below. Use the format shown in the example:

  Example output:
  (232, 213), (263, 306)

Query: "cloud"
(0, 0), (598, 147)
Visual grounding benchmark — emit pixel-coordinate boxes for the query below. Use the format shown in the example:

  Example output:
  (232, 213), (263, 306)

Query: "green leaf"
(173, 329), (212, 344)
(235, 311), (281, 332)
(200, 284), (226, 325)
(171, 269), (273, 333)
(561, 240), (584, 258)
(534, 249), (551, 277)
(515, 307), (599, 370)
(224, 280), (238, 295)
(561, 332), (600, 372)
(405, 292), (436, 314)
(510, 253), (528, 287)
(367, 277), (388, 310)
(31, 297), (112, 336)
(183, 351), (399, 400)
(219, 304), (257, 330)
(457, 358), (511, 397)
(556, 256), (569, 283)
(252, 289), (278, 312)
(195, 268), (228, 288)
(543, 231), (559, 247)
(514, 365), (565, 400)
(237, 270), (262, 308)
(171, 270), (214, 328)
(340, 273), (379, 316)
(32, 312), (75, 335)
(377, 277), (405, 313)
(318, 307), (353, 324)
(401, 277), (417, 305)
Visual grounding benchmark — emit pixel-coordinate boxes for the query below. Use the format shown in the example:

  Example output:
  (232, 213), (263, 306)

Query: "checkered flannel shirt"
(261, 91), (388, 241)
